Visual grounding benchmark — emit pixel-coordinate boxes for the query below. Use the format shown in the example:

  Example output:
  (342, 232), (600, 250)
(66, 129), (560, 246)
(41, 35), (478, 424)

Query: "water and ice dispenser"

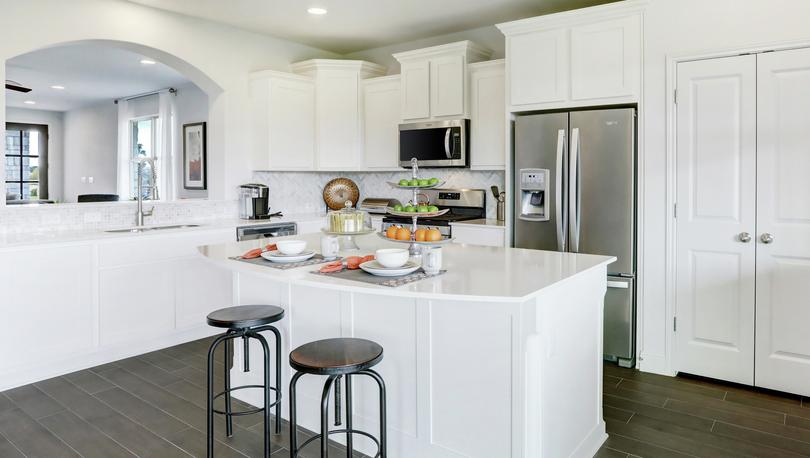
(518, 168), (550, 221)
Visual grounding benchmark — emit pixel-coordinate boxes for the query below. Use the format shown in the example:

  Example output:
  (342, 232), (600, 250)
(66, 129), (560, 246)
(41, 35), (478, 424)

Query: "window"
(130, 116), (158, 200)
(5, 124), (48, 201)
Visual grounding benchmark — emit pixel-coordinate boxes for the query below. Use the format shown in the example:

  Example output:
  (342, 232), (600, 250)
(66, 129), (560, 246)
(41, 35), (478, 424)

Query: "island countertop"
(198, 232), (615, 303)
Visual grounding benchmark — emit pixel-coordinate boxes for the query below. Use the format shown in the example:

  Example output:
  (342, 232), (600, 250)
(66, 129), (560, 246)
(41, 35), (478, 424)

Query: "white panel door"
(268, 76), (316, 170)
(316, 72), (361, 169)
(570, 15), (641, 101)
(429, 54), (465, 117)
(362, 76), (400, 169)
(400, 61), (430, 120)
(469, 61), (506, 169)
(675, 55), (757, 384)
(755, 47), (810, 396)
(507, 28), (568, 107)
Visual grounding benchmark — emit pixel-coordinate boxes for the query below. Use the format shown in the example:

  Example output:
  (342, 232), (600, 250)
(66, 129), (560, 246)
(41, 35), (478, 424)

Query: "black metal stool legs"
(321, 375), (338, 457)
(207, 332), (234, 458)
(289, 371), (305, 454)
(345, 374), (353, 458)
(359, 369), (387, 458)
(223, 336), (233, 437)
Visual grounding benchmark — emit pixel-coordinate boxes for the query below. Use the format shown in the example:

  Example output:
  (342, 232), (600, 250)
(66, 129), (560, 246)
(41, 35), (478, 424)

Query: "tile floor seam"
(625, 412), (635, 424)
(34, 409), (139, 458)
(610, 432), (701, 458)
(8, 384), (69, 421)
(710, 419), (716, 432)
(0, 428), (29, 458)
(711, 419), (810, 457)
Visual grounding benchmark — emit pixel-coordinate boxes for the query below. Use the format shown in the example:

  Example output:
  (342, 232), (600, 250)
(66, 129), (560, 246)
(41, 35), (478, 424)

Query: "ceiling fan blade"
(5, 81), (32, 93)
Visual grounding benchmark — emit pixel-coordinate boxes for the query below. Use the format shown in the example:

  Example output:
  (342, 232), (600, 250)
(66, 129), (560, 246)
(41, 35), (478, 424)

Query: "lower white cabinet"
(0, 228), (235, 391)
(451, 223), (505, 247)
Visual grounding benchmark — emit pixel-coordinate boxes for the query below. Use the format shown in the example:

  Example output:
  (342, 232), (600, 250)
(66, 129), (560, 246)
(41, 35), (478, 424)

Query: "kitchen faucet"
(135, 156), (159, 226)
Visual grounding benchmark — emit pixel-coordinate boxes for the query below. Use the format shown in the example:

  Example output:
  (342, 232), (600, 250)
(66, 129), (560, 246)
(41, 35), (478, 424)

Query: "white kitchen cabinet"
(250, 70), (316, 170)
(394, 41), (491, 121)
(400, 60), (430, 120)
(497, 1), (644, 110)
(362, 75), (401, 169)
(570, 15), (641, 101)
(469, 60), (506, 170)
(451, 222), (506, 247)
(291, 60), (387, 171)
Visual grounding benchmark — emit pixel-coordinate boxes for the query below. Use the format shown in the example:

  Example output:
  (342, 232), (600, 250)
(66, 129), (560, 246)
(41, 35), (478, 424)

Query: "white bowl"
(375, 248), (409, 268)
(276, 240), (307, 255)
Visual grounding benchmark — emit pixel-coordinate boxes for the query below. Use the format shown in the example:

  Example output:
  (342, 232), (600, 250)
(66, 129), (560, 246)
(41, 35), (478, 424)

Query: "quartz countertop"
(449, 218), (506, 229)
(199, 232), (614, 302)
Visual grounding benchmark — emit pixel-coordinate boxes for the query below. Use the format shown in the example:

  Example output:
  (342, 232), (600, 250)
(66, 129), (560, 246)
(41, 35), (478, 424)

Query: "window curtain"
(115, 99), (131, 200)
(157, 91), (177, 201)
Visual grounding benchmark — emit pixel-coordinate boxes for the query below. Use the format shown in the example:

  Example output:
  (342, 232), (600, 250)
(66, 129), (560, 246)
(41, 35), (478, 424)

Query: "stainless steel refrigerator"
(513, 108), (636, 368)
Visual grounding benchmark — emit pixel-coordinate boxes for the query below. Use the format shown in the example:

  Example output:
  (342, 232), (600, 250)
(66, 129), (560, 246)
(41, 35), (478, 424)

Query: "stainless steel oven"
(399, 119), (469, 168)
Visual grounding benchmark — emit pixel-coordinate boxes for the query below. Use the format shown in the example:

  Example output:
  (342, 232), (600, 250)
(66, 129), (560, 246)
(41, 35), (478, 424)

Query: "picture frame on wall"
(183, 122), (207, 190)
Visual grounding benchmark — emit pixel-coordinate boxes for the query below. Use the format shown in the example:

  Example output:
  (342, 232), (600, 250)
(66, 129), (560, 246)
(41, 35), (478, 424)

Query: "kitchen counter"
(200, 232), (614, 457)
(449, 218), (506, 228)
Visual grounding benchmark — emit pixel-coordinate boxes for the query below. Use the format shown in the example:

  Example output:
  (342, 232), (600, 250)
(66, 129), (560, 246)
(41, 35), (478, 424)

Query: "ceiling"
(5, 43), (191, 112)
(125, 0), (617, 54)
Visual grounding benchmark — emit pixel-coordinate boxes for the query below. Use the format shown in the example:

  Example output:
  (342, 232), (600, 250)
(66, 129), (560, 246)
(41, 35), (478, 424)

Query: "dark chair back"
(78, 194), (120, 203)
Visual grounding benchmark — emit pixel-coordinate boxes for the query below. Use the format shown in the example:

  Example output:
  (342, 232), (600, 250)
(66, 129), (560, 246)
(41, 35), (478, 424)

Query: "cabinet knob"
(761, 233), (774, 244)
(738, 232), (751, 243)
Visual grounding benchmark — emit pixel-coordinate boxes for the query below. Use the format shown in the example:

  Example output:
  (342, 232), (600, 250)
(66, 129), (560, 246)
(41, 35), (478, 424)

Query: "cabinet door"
(316, 72), (361, 169)
(363, 77), (401, 169)
(507, 28), (568, 106)
(755, 48), (810, 396)
(268, 76), (316, 170)
(469, 62), (505, 169)
(570, 15), (640, 101)
(675, 55), (757, 385)
(175, 257), (233, 329)
(430, 55), (465, 117)
(400, 60), (430, 120)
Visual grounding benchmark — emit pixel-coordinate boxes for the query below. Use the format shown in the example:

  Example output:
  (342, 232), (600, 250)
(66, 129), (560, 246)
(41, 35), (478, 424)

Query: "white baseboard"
(637, 353), (675, 376)
(572, 421), (607, 458)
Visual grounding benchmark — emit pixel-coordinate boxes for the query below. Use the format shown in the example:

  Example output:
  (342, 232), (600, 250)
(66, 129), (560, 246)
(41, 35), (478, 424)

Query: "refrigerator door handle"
(555, 129), (567, 251)
(569, 128), (581, 252)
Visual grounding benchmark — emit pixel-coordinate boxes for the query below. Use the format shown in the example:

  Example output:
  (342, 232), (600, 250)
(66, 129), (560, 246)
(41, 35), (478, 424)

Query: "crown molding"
(290, 59), (387, 79)
(496, 0), (649, 35)
(392, 40), (492, 64)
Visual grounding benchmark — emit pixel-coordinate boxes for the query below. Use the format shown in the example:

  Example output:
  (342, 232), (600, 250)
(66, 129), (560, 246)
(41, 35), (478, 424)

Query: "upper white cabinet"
(362, 75), (401, 169)
(250, 71), (316, 170)
(291, 60), (386, 170)
(394, 41), (491, 121)
(498, 1), (644, 111)
(469, 60), (506, 170)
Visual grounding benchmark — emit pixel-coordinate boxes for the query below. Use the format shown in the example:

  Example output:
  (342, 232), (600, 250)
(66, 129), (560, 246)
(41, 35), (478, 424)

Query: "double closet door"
(675, 47), (810, 396)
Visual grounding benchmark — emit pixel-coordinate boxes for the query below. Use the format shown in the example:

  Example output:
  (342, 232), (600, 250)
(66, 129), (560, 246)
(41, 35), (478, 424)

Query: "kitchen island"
(199, 233), (615, 458)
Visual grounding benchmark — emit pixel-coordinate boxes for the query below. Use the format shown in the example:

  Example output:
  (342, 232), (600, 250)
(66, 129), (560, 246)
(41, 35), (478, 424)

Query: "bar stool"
(288, 338), (387, 458)
(206, 305), (284, 458)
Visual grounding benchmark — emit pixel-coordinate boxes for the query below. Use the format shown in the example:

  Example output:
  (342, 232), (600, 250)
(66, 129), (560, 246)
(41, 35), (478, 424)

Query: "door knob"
(738, 232), (751, 243)
(761, 233), (774, 244)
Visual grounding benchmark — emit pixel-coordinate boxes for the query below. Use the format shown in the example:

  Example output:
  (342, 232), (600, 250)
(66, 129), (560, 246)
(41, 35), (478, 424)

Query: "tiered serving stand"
(377, 158), (454, 257)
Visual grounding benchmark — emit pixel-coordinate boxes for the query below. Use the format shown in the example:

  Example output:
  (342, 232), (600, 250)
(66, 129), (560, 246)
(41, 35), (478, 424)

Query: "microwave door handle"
(444, 128), (452, 159)
(569, 128), (581, 253)
(555, 129), (566, 251)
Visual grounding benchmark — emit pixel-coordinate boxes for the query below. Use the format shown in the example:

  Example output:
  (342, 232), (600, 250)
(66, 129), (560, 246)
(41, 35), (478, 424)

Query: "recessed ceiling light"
(23, 100), (36, 105)
(307, 7), (327, 15)
(140, 59), (156, 65)
(50, 85), (65, 90)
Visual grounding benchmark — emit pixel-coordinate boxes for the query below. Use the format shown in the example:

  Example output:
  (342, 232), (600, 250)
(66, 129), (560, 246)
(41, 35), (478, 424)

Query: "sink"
(105, 224), (201, 233)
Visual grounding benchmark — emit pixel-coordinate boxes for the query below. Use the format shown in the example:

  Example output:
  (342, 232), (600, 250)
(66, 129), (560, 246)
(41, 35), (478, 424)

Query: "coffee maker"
(239, 183), (271, 219)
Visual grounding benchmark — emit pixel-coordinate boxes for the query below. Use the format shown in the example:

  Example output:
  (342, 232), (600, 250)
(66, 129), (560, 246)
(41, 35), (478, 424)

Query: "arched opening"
(3, 39), (225, 206)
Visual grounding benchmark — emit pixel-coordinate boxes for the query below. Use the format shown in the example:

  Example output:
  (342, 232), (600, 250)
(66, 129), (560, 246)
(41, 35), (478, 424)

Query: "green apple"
(393, 204), (403, 212)
(403, 205), (416, 212)
(428, 177), (439, 185)
(427, 205), (439, 212)
(398, 179), (409, 186)
(408, 179), (419, 187)
(417, 205), (430, 213)
(418, 179), (430, 187)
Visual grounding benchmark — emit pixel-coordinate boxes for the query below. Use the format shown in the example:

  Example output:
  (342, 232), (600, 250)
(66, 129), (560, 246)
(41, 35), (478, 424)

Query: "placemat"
(311, 267), (447, 287)
(230, 254), (341, 270)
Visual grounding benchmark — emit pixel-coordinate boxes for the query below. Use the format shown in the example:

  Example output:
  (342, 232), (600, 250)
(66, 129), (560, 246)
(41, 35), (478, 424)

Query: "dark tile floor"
(2, 336), (808, 457)
(597, 363), (810, 457)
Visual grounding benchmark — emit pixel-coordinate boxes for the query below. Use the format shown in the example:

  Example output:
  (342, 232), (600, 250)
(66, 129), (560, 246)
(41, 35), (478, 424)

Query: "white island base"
(200, 235), (614, 458)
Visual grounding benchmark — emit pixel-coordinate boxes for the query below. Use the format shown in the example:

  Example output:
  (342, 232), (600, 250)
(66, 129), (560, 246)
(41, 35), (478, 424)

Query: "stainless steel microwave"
(399, 119), (469, 168)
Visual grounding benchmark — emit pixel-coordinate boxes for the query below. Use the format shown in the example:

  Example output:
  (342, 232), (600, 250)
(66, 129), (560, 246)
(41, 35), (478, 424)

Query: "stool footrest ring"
(212, 384), (281, 417)
(293, 428), (381, 458)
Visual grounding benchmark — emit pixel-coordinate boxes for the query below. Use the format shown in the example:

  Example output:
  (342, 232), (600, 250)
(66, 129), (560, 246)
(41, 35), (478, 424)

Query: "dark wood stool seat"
(289, 337), (387, 457)
(206, 304), (284, 329)
(289, 337), (383, 375)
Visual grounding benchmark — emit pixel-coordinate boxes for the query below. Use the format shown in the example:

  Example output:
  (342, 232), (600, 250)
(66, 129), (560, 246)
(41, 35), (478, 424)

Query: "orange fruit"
(386, 226), (399, 239)
(414, 229), (427, 241)
(395, 227), (412, 241)
(427, 228), (442, 242)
